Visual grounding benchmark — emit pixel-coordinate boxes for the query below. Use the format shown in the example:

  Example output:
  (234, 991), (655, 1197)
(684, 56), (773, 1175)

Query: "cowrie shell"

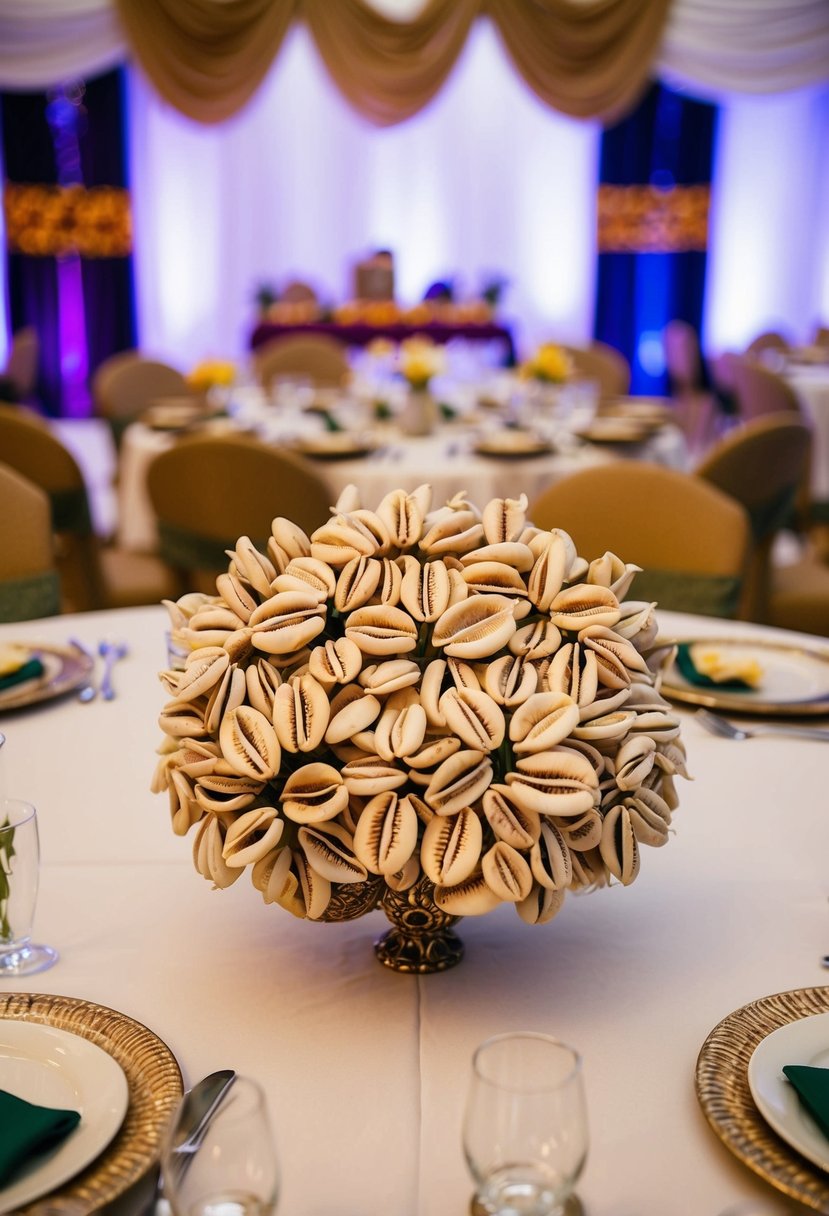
(274, 673), (330, 752)
(516, 883), (565, 925)
(439, 687), (505, 752)
(222, 806), (284, 868)
(353, 791), (418, 876)
(550, 585), (621, 632)
(281, 762), (349, 824)
(599, 803), (640, 885)
(219, 705), (280, 780)
(345, 605), (419, 656)
(482, 841), (533, 901)
(421, 809), (483, 886)
(297, 821), (368, 884)
(482, 785), (541, 849)
(509, 692), (580, 754)
(434, 870), (501, 916)
(530, 821), (572, 890)
(424, 749), (493, 816)
(193, 816), (241, 889)
(308, 637), (363, 687)
(432, 594), (516, 659)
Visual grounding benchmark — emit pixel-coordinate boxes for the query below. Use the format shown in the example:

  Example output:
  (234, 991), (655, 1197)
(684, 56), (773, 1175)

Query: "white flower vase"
(399, 387), (438, 437)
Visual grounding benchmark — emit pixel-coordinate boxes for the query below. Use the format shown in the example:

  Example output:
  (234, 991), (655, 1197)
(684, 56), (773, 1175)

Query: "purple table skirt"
(249, 320), (517, 367)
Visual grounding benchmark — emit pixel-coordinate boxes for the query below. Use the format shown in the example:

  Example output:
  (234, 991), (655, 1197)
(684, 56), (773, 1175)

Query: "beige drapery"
(114, 0), (672, 126)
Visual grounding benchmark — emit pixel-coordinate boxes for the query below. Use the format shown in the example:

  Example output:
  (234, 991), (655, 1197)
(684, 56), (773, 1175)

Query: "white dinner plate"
(0, 644), (94, 714)
(0, 1020), (130, 1214)
(660, 637), (829, 717)
(748, 1012), (829, 1173)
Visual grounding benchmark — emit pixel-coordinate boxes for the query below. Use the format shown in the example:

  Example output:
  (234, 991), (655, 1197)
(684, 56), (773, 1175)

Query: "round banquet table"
(115, 414), (688, 554)
(0, 606), (826, 1216)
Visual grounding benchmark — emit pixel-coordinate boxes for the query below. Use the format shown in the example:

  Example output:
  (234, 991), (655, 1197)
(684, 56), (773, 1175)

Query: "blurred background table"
(114, 393), (688, 554)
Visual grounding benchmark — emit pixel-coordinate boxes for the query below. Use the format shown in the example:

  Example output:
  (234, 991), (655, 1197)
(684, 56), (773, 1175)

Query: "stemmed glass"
(0, 798), (58, 976)
(463, 1032), (588, 1216)
(161, 1075), (279, 1216)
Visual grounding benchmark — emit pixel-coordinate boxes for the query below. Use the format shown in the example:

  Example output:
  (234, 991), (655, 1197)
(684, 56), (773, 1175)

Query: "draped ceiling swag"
(1, 0), (828, 124)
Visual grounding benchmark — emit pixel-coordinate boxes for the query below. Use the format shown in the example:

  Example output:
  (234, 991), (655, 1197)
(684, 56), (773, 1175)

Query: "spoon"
(695, 707), (829, 743)
(98, 640), (128, 701)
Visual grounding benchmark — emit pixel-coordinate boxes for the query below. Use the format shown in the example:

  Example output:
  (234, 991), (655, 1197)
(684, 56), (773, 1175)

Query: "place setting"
(696, 987), (829, 1213)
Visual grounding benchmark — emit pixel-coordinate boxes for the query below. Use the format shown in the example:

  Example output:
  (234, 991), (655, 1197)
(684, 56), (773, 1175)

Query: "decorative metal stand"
(374, 878), (464, 974)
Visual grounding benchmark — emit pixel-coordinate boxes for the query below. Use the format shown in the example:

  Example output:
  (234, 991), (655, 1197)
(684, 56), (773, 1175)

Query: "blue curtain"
(594, 82), (717, 396)
(1, 70), (135, 416)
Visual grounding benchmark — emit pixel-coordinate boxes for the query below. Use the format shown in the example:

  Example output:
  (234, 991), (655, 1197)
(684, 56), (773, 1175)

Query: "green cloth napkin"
(0, 1088), (81, 1185)
(783, 1065), (829, 1140)
(0, 657), (44, 692)
(674, 642), (753, 691)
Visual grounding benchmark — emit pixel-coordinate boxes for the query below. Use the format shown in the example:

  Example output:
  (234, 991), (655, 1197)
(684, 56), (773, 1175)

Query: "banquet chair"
(814, 325), (829, 349)
(731, 357), (801, 422)
(695, 413), (813, 621)
(560, 342), (630, 398)
(529, 462), (751, 619)
(92, 351), (192, 449)
(0, 462), (61, 622)
(662, 320), (721, 456)
(766, 556), (829, 638)
(0, 404), (178, 613)
(3, 326), (40, 402)
(146, 433), (333, 594)
(254, 334), (350, 390)
(745, 330), (790, 359)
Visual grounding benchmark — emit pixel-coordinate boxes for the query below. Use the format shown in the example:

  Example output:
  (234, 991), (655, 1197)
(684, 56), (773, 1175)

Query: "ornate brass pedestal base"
(374, 878), (464, 974)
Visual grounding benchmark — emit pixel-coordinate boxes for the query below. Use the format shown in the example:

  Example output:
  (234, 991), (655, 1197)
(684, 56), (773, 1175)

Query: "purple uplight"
(47, 83), (91, 417)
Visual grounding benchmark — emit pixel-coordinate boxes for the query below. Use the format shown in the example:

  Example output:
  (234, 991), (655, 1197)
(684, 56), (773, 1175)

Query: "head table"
(0, 604), (826, 1216)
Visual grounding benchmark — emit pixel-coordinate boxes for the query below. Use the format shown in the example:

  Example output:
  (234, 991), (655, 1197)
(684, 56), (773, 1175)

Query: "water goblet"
(0, 799), (58, 976)
(463, 1032), (587, 1216)
(161, 1075), (279, 1216)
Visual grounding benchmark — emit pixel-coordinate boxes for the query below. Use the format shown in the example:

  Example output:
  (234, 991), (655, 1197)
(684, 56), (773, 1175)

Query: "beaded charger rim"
(695, 986), (829, 1211)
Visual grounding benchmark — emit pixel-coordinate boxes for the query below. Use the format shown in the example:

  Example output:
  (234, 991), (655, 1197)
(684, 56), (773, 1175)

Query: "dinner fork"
(695, 707), (829, 743)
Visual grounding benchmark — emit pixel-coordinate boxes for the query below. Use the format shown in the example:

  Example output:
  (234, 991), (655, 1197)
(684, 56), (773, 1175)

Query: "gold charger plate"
(695, 987), (829, 1212)
(0, 993), (183, 1216)
(0, 644), (94, 714)
(660, 637), (829, 717)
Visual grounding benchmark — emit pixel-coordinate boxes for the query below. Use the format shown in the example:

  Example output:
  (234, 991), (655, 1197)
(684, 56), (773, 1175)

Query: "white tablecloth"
(0, 606), (826, 1215)
(784, 365), (829, 509)
(116, 415), (688, 554)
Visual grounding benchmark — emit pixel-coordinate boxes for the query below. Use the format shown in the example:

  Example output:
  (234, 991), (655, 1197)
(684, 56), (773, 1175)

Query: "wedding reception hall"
(0, 3), (829, 1216)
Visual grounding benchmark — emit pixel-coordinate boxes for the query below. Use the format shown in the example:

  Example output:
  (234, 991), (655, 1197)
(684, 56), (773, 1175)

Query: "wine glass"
(161, 1075), (279, 1216)
(463, 1032), (587, 1216)
(0, 799), (58, 976)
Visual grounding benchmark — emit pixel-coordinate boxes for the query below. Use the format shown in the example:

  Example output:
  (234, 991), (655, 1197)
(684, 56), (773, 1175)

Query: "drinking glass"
(0, 799), (58, 976)
(463, 1032), (587, 1216)
(161, 1075), (279, 1216)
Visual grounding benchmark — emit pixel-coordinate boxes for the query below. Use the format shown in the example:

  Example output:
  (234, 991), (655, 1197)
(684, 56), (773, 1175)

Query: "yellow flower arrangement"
(521, 342), (572, 385)
(186, 359), (237, 392)
(398, 335), (445, 391)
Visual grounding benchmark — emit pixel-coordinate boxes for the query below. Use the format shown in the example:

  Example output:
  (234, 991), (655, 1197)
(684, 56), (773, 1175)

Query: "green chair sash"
(0, 571), (61, 622)
(158, 522), (268, 572)
(630, 569), (743, 619)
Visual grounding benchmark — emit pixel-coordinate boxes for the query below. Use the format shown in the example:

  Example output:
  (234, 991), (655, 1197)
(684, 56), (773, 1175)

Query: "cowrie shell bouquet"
(153, 485), (688, 927)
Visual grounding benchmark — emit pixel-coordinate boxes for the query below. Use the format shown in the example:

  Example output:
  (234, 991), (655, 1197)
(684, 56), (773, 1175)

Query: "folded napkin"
(783, 1065), (829, 1140)
(675, 642), (756, 691)
(0, 656), (44, 692)
(0, 1088), (81, 1185)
